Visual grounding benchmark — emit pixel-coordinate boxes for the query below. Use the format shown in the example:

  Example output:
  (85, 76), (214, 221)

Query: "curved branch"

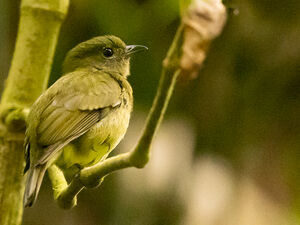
(48, 0), (227, 209)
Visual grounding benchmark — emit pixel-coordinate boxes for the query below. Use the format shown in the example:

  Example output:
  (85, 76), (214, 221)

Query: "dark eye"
(103, 48), (113, 57)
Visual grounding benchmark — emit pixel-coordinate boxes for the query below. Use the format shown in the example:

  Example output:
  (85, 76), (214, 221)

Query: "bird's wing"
(31, 71), (122, 165)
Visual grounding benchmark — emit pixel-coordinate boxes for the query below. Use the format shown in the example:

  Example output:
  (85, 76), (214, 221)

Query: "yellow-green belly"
(56, 105), (131, 170)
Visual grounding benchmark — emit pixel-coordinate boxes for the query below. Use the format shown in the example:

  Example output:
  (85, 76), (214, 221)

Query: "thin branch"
(48, 165), (79, 209)
(49, 0), (227, 209)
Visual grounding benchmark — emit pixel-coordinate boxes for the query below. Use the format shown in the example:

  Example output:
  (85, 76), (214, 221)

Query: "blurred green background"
(1, 0), (300, 224)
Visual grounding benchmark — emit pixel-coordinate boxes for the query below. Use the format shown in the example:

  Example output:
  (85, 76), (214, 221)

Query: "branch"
(48, 0), (227, 209)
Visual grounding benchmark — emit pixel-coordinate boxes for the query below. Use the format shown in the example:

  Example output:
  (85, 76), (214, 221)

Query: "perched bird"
(23, 35), (147, 207)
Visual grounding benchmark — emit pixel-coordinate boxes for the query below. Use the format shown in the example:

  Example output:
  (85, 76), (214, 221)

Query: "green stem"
(0, 0), (69, 130)
(130, 69), (181, 167)
(0, 0), (68, 224)
(48, 165), (79, 209)
(130, 25), (183, 167)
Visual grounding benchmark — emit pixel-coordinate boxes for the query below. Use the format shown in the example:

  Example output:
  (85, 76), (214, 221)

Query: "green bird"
(23, 35), (147, 207)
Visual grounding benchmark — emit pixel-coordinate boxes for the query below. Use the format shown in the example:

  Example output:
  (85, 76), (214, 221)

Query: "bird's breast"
(93, 103), (132, 146)
(77, 101), (131, 160)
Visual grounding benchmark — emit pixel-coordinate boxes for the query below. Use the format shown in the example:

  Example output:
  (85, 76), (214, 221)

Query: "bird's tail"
(23, 165), (47, 207)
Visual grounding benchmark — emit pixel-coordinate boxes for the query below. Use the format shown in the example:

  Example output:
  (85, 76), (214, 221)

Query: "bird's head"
(62, 35), (147, 76)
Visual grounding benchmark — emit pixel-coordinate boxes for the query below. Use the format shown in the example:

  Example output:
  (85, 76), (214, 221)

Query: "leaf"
(180, 0), (227, 79)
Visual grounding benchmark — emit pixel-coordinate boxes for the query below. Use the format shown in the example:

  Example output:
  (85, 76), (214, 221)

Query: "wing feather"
(28, 71), (122, 166)
(37, 111), (103, 165)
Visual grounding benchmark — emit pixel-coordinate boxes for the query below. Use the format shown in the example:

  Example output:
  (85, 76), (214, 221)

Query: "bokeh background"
(1, 0), (300, 224)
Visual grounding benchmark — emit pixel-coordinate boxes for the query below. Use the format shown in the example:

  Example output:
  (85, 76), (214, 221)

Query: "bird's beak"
(126, 45), (148, 56)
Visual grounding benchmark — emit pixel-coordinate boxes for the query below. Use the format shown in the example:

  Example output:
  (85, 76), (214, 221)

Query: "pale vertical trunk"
(0, 0), (69, 224)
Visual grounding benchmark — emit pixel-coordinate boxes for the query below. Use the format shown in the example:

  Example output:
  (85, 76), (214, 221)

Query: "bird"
(23, 35), (147, 207)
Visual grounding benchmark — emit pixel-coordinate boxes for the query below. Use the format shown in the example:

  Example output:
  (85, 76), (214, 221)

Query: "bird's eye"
(103, 48), (114, 57)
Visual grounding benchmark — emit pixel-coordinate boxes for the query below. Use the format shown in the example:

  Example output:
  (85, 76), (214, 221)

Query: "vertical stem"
(0, 0), (69, 128)
(0, 127), (25, 225)
(0, 0), (69, 224)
